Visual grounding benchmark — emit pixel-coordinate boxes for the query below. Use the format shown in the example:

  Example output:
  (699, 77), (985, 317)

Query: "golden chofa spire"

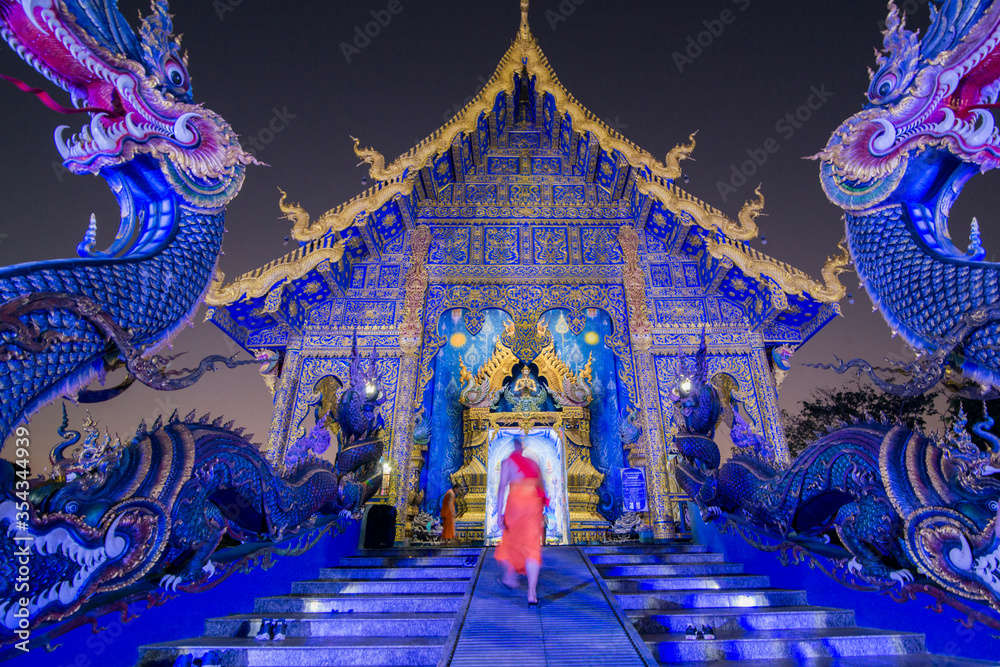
(519, 0), (531, 39)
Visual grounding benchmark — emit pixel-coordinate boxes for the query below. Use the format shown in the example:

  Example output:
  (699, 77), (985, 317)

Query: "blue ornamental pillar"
(390, 226), (432, 543)
(618, 225), (674, 541)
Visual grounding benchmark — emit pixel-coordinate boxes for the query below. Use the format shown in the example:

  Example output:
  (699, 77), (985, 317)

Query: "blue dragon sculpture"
(0, 333), (389, 644)
(0, 0), (391, 646)
(0, 0), (253, 443)
(672, 370), (1000, 615)
(0, 416), (336, 630)
(327, 335), (388, 510)
(818, 0), (1000, 390)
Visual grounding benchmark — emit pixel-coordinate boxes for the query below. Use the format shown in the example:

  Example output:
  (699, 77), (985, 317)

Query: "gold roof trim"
(279, 8), (700, 245)
(282, 178), (411, 243)
(370, 21), (698, 187)
(205, 237), (346, 305)
(210, 3), (846, 307)
(637, 175), (766, 243)
(637, 175), (847, 303)
(705, 235), (849, 303)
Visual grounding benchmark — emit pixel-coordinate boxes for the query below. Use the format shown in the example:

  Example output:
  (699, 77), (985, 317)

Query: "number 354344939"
(14, 426), (30, 479)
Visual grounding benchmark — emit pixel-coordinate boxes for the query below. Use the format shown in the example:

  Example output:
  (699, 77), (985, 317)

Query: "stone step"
(597, 562), (745, 577)
(140, 635), (446, 666)
(339, 555), (480, 568)
(204, 612), (455, 638)
(587, 552), (725, 565)
(604, 573), (770, 592)
(318, 566), (475, 580)
(626, 606), (857, 634)
(255, 593), (464, 615)
(614, 588), (810, 610)
(646, 627), (926, 662)
(664, 656), (999, 666)
(358, 547), (482, 557)
(582, 543), (709, 555)
(291, 578), (470, 595)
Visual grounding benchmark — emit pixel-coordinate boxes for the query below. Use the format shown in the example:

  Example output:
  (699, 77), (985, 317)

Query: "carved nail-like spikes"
(151, 415), (163, 432)
(185, 410), (197, 422)
(136, 419), (148, 438)
(233, 427), (245, 436)
(212, 416), (224, 427)
(224, 420), (234, 430)
(168, 410), (180, 424)
(199, 413), (211, 425)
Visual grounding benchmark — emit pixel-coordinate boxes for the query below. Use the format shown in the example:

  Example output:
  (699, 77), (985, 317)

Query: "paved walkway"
(447, 546), (653, 667)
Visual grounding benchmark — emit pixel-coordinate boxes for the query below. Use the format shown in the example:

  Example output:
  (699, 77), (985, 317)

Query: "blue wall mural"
(424, 308), (509, 513)
(538, 308), (625, 518)
(421, 306), (628, 518)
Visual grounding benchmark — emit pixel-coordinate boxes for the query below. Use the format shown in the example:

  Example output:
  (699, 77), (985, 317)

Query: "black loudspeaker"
(360, 503), (397, 549)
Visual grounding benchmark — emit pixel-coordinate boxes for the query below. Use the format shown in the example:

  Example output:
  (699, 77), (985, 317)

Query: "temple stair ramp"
(137, 547), (484, 667)
(584, 544), (990, 665)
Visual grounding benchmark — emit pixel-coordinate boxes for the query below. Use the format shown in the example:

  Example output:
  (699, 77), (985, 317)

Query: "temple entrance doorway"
(484, 428), (570, 545)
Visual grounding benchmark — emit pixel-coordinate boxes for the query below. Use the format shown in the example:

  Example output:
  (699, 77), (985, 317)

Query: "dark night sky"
(0, 0), (982, 460)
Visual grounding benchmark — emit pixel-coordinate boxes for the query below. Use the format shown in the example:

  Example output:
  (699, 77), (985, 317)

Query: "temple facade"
(205, 3), (845, 544)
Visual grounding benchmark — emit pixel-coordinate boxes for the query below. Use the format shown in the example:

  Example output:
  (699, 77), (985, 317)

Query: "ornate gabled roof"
(206, 1), (846, 350)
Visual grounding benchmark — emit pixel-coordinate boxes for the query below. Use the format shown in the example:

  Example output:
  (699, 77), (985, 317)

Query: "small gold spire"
(519, 0), (531, 38)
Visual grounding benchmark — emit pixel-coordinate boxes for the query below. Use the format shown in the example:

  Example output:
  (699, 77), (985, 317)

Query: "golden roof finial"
(519, 0), (531, 38)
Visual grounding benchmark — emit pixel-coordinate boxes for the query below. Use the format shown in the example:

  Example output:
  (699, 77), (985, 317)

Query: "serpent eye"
(164, 59), (188, 90)
(65, 501), (79, 513)
(871, 71), (898, 101)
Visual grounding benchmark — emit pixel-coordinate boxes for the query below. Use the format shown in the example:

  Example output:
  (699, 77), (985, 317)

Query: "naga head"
(819, 1), (1000, 249)
(337, 332), (386, 443)
(0, 490), (164, 636)
(0, 0), (253, 207)
(671, 334), (723, 438)
(943, 404), (1000, 488)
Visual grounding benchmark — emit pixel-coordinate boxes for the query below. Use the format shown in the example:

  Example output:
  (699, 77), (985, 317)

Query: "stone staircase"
(581, 544), (975, 666)
(137, 542), (992, 666)
(138, 547), (483, 667)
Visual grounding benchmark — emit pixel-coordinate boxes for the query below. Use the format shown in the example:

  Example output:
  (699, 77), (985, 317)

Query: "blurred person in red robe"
(495, 437), (547, 606)
(441, 485), (457, 544)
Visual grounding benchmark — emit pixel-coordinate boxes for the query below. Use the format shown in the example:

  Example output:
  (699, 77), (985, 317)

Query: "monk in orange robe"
(441, 486), (456, 544)
(495, 437), (547, 606)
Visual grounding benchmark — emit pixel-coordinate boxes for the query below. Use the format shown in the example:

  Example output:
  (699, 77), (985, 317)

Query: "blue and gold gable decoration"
(204, 0), (848, 543)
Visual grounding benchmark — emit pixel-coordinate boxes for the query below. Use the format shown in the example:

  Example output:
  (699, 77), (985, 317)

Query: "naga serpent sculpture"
(0, 337), (388, 645)
(0, 0), (254, 443)
(0, 0), (388, 649)
(674, 3), (1000, 621)
(671, 367), (1000, 620)
(818, 0), (1000, 391)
